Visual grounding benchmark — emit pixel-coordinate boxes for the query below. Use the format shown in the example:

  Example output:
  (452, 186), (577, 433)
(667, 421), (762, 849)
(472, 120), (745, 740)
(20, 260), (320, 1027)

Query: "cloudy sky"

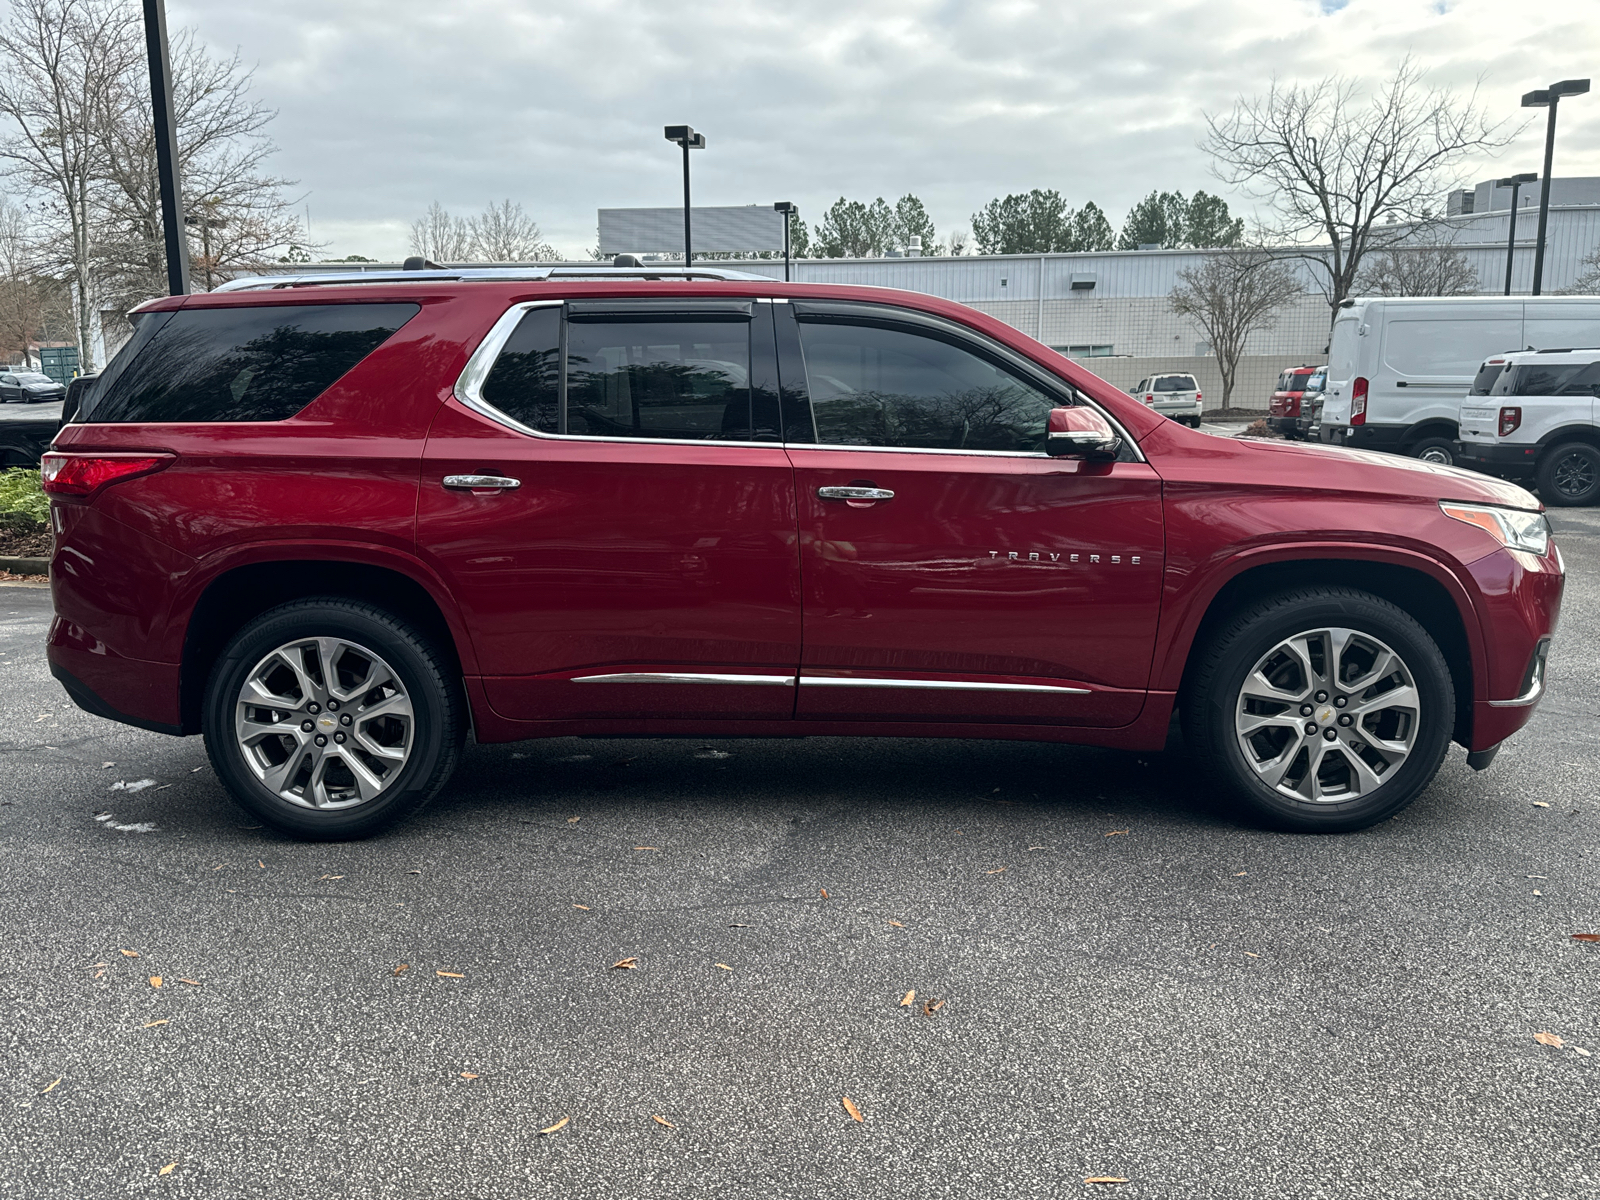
(167, 0), (1600, 261)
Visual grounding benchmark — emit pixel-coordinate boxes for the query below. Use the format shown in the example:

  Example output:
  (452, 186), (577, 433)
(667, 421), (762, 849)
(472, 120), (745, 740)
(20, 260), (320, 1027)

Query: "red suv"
(43, 267), (1562, 839)
(1268, 364), (1326, 440)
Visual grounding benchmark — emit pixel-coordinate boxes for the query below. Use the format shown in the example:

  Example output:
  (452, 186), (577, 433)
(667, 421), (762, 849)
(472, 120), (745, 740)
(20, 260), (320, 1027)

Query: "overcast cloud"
(165, 0), (1600, 260)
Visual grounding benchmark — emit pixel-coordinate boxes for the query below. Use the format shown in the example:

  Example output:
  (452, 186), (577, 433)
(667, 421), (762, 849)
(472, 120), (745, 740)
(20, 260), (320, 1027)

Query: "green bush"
(0, 468), (48, 525)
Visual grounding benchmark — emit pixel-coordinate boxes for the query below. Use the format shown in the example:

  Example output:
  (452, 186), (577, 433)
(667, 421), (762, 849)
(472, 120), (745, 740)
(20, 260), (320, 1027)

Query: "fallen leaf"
(820, 888), (829, 898)
(1572, 934), (1600, 943)
(612, 958), (638, 970)
(1533, 801), (1551, 808)
(1027, 845), (1046, 851)
(436, 971), (465, 979)
(899, 990), (915, 1007)
(567, 816), (580, 824)
(143, 1020), (169, 1028)
(212, 863), (228, 871)
(634, 846), (658, 851)
(149, 976), (163, 988)
(887, 920), (904, 928)
(159, 1162), (178, 1176)
(729, 922), (748, 927)
(539, 1116), (570, 1135)
(985, 867), (1006, 874)
(101, 762), (114, 768)
(1105, 829), (1129, 837)
(923, 999), (945, 1015)
(460, 1072), (479, 1080)
(714, 963), (732, 971)
(257, 860), (265, 869)
(1244, 952), (1260, 958)
(1234, 871), (1248, 877)
(573, 904), (591, 911)
(842, 1096), (863, 1122)
(1535, 1031), (1565, 1048)
(1085, 1178), (1128, 1185)
(93, 970), (104, 979)
(407, 869), (421, 874)
(40, 1077), (60, 1094)
(393, 964), (409, 976)
(120, 949), (139, 958)
(652, 1114), (675, 1128)
(318, 874), (344, 881)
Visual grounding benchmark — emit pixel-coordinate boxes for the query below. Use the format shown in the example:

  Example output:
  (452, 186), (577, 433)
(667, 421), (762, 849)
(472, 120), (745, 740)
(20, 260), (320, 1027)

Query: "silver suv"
(1128, 373), (1202, 427)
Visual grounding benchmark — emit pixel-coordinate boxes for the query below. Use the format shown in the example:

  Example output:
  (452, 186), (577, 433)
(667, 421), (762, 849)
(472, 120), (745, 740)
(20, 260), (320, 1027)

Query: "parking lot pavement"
(3, 512), (1598, 1200)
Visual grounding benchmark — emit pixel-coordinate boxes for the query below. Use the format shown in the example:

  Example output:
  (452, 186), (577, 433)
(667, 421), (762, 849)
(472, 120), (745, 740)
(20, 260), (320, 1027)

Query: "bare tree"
(95, 28), (305, 306)
(409, 201), (472, 262)
(0, 197), (70, 365)
(1566, 243), (1600, 296)
(467, 199), (556, 261)
(1170, 249), (1303, 408)
(1355, 233), (1480, 297)
(0, 0), (139, 369)
(1202, 60), (1512, 315)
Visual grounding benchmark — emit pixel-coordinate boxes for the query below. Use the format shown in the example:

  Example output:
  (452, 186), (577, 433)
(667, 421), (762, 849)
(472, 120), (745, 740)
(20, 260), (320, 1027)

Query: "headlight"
(1440, 501), (1551, 556)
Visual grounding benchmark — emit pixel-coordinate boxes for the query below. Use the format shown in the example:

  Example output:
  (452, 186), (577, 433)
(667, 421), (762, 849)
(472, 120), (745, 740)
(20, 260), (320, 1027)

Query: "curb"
(0, 555), (48, 575)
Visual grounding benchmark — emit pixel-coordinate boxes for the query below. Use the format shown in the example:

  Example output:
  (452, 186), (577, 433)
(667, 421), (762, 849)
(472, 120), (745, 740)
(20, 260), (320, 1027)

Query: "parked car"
(1456, 348), (1600, 506)
(1268, 365), (1326, 440)
(1127, 372), (1202, 427)
(0, 369), (66, 403)
(1318, 295), (1600, 466)
(44, 266), (1562, 840)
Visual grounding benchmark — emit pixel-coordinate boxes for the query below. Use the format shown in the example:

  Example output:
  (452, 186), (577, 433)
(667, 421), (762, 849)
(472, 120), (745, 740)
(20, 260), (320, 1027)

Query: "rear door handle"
(817, 486), (894, 502)
(443, 474), (521, 491)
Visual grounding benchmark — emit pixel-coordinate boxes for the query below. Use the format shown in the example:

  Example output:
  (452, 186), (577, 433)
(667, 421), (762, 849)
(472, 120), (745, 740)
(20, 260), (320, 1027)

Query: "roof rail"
(213, 264), (772, 293)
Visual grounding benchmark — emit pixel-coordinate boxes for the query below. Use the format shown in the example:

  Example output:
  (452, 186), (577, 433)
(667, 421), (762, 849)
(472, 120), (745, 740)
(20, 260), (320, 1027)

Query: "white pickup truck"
(1455, 347), (1600, 506)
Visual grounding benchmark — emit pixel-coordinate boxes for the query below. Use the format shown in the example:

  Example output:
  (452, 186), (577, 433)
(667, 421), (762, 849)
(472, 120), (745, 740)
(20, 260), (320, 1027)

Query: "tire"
(202, 598), (465, 840)
(1181, 587), (1454, 833)
(1409, 437), (1456, 466)
(1536, 442), (1600, 507)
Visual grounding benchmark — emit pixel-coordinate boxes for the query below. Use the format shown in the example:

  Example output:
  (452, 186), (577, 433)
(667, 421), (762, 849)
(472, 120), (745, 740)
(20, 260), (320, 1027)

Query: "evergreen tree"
(1184, 191), (1245, 248)
(971, 189), (1072, 254)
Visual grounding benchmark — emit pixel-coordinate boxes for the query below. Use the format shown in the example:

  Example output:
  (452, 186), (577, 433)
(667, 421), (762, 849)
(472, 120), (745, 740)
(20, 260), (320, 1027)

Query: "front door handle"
(443, 474), (521, 491)
(817, 486), (894, 502)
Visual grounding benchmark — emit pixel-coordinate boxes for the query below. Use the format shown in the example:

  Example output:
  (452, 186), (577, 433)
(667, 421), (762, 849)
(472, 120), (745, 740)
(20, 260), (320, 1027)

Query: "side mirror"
(1046, 406), (1121, 460)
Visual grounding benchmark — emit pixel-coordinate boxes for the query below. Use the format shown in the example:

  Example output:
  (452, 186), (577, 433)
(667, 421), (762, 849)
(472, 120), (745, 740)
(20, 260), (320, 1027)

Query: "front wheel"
(1409, 437), (1456, 466)
(203, 598), (465, 840)
(1536, 442), (1600, 507)
(1182, 587), (1454, 832)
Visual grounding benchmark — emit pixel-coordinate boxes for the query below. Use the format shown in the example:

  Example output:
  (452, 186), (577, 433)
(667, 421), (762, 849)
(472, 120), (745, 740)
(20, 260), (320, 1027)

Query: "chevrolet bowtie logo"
(987, 551), (1142, 565)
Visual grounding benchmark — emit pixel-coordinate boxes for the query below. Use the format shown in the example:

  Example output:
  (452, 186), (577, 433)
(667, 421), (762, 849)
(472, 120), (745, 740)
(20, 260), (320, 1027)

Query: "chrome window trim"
(799, 676), (1091, 695)
(572, 672), (796, 686)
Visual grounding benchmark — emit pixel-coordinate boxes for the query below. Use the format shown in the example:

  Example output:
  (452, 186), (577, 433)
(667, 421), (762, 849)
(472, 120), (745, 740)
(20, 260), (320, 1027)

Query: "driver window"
(795, 319), (1058, 452)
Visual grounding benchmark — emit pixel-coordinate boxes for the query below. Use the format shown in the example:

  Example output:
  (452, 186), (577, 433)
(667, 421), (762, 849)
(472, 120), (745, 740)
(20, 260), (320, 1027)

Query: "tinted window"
(1495, 362), (1588, 396)
(565, 317), (750, 440)
(86, 303), (419, 423)
(480, 306), (559, 432)
(798, 319), (1057, 452)
(1154, 375), (1197, 391)
(1469, 362), (1506, 395)
(1558, 362), (1600, 397)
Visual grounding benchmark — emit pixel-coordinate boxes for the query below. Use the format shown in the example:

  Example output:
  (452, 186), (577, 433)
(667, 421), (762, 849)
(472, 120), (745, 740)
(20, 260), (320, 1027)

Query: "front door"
(418, 298), (801, 724)
(779, 303), (1164, 727)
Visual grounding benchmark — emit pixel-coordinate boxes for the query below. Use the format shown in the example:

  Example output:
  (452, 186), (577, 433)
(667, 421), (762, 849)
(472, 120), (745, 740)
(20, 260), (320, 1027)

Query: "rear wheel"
(1536, 442), (1600, 507)
(1182, 588), (1454, 832)
(203, 598), (465, 840)
(1409, 437), (1456, 466)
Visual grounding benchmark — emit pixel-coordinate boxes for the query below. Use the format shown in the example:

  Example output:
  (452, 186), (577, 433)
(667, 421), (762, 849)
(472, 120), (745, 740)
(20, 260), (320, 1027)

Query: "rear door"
(780, 301), (1163, 727)
(417, 297), (802, 724)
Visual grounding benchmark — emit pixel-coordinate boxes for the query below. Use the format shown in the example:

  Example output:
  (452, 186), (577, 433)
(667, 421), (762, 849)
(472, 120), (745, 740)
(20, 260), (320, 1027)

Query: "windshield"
(1153, 375), (1196, 391)
(1470, 362), (1506, 396)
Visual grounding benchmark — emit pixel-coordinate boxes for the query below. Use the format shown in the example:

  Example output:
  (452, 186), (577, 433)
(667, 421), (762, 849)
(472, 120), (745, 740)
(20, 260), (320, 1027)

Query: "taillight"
(1145, 394), (1155, 404)
(1498, 407), (1522, 437)
(40, 452), (173, 498)
(1195, 391), (1201, 402)
(1350, 377), (1368, 427)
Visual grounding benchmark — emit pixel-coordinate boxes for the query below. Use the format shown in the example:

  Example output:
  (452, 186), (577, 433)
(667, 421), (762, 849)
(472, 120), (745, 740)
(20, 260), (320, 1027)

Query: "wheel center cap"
(1316, 706), (1335, 725)
(318, 715), (337, 730)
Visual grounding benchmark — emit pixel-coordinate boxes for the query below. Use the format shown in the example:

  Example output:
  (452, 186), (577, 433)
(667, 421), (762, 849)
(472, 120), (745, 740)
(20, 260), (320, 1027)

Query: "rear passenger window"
(796, 318), (1056, 452)
(85, 303), (419, 423)
(565, 316), (751, 440)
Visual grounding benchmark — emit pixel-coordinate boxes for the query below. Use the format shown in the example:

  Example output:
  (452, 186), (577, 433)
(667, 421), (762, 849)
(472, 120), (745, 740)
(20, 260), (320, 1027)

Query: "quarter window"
(480, 306), (560, 432)
(796, 319), (1058, 452)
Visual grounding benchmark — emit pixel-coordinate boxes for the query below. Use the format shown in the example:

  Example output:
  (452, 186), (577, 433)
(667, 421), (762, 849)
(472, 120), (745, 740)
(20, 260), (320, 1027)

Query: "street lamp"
(773, 202), (796, 281)
(1496, 172), (1537, 295)
(663, 125), (706, 270)
(1521, 79), (1590, 296)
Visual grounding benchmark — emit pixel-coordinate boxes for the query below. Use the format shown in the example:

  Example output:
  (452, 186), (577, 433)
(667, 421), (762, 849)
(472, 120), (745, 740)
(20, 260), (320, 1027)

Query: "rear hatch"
(1459, 358), (1507, 445)
(1147, 374), (1199, 410)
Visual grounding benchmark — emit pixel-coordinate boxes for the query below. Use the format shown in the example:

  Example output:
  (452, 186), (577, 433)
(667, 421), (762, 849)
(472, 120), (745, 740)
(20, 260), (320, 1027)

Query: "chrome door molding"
(571, 672), (797, 686)
(799, 676), (1091, 695)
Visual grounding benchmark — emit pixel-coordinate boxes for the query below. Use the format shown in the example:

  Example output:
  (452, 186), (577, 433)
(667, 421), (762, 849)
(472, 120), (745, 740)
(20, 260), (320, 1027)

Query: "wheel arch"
(179, 558), (468, 735)
(1535, 425), (1600, 454)
(1399, 419), (1459, 453)
(1169, 555), (1478, 747)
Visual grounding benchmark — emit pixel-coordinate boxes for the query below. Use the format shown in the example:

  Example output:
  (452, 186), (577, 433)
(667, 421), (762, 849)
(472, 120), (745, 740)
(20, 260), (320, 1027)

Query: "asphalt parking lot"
(2, 509), (1597, 1200)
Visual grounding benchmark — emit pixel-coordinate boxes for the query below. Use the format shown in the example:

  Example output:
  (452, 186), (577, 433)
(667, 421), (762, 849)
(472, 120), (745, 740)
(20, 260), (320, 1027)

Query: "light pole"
(141, 0), (189, 295)
(1521, 79), (1590, 296)
(773, 201), (796, 281)
(663, 125), (705, 270)
(1497, 172), (1537, 295)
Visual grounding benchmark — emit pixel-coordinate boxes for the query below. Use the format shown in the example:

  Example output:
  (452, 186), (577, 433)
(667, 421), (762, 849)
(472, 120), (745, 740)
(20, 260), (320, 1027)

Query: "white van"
(1456, 347), (1600, 505)
(1318, 296), (1600, 465)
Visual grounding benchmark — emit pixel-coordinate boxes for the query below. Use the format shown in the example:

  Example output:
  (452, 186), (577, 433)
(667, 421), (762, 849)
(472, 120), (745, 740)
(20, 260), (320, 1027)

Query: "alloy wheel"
(1553, 450), (1597, 499)
(1234, 627), (1420, 804)
(233, 636), (413, 809)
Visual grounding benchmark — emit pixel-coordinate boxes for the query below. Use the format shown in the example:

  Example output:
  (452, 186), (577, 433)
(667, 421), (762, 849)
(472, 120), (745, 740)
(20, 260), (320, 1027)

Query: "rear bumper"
(1317, 422), (1407, 452)
(1455, 440), (1538, 478)
(49, 658), (183, 736)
